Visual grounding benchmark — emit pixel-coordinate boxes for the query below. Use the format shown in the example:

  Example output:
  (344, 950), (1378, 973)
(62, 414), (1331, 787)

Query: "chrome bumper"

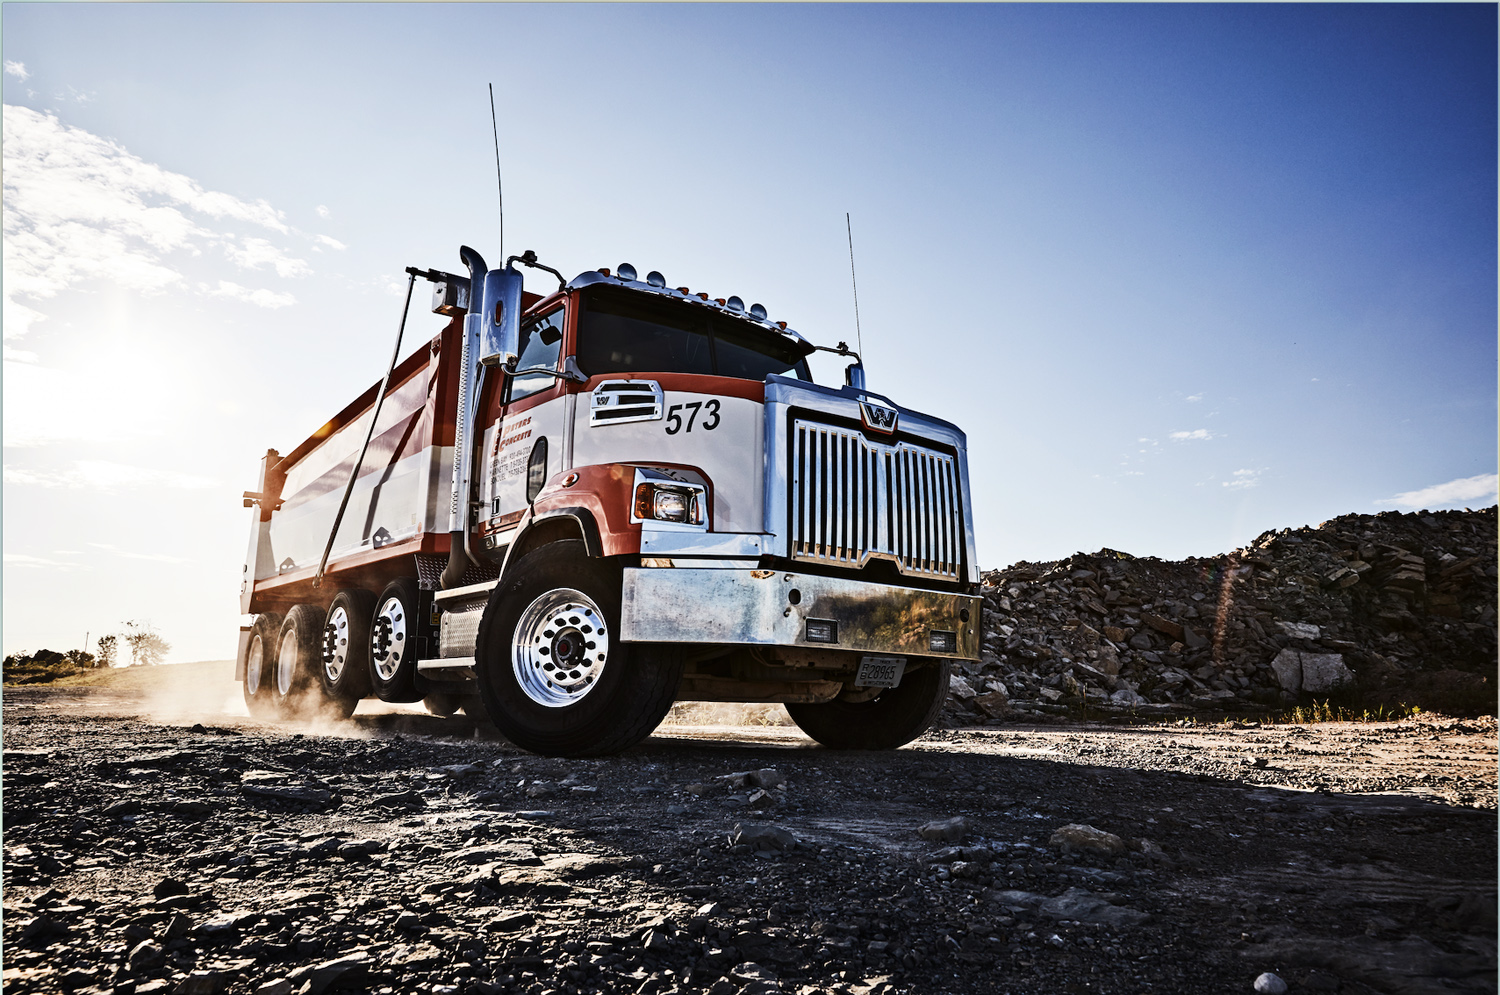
(620, 567), (981, 659)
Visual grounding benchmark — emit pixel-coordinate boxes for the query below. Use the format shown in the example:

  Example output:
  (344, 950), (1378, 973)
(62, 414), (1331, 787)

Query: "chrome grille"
(789, 418), (963, 580)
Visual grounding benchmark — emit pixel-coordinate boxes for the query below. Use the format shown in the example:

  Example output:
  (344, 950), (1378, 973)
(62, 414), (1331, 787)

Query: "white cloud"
(1170, 429), (1215, 441)
(4, 460), (218, 492)
(1185, 393), (1204, 403)
(87, 542), (189, 565)
(1222, 468), (1263, 491)
(222, 236), (310, 278)
(3, 551), (83, 570)
(314, 234), (346, 251)
(204, 280), (296, 309)
(315, 205), (330, 219)
(4, 61), (29, 82)
(1385, 473), (1498, 510)
(1, 104), (329, 345)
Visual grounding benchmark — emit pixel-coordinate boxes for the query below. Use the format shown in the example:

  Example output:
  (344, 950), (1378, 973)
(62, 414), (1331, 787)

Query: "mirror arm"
(506, 250), (567, 291)
(505, 355), (588, 384)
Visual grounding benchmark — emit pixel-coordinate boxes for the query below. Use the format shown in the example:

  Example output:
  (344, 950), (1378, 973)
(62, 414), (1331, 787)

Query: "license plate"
(855, 655), (906, 688)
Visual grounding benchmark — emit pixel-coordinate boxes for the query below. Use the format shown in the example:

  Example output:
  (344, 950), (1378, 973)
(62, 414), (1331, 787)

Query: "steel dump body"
(241, 322), (461, 615)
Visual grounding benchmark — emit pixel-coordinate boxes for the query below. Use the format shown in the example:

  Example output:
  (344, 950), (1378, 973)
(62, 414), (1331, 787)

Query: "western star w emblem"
(859, 400), (899, 434)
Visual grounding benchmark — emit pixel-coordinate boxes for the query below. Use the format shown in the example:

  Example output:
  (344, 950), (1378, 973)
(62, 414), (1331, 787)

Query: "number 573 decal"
(664, 399), (721, 435)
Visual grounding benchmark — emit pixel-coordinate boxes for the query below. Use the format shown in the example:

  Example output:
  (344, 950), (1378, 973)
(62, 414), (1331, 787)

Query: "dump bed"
(242, 322), (461, 613)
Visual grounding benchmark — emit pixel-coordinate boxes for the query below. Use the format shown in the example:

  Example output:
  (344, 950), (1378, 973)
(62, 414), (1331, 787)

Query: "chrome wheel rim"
(371, 595), (407, 682)
(323, 606), (350, 684)
(245, 635), (265, 696)
(512, 588), (609, 708)
(276, 627), (298, 697)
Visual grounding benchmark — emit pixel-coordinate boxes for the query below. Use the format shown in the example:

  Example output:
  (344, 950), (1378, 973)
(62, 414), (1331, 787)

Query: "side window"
(507, 309), (565, 403)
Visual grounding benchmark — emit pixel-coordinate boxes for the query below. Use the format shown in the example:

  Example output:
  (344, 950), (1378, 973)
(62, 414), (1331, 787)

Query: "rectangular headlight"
(929, 630), (957, 653)
(633, 483), (703, 525)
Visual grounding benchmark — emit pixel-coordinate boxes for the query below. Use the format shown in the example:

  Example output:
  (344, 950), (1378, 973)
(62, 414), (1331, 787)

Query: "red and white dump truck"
(238, 247), (980, 756)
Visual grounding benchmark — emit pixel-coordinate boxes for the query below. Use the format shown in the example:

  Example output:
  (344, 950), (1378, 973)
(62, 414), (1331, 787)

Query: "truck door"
(478, 305), (570, 556)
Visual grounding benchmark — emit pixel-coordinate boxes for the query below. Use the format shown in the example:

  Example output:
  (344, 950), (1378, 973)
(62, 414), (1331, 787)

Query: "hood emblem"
(859, 400), (899, 435)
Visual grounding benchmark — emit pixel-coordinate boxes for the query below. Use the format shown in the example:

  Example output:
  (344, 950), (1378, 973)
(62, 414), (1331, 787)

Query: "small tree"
(96, 635), (117, 668)
(122, 621), (171, 666)
(64, 649), (96, 669)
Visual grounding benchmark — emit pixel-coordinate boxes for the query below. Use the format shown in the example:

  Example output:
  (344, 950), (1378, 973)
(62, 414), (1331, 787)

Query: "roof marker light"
(749, 303), (767, 320)
(617, 263), (637, 282)
(714, 298), (726, 306)
(647, 271), (666, 288)
(677, 287), (691, 294)
(697, 292), (709, 301)
(598, 268), (611, 276)
(727, 296), (744, 312)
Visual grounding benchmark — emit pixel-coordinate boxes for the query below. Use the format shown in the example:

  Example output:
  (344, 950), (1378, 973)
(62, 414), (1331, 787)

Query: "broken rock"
(918, 816), (970, 842)
(1049, 823), (1126, 856)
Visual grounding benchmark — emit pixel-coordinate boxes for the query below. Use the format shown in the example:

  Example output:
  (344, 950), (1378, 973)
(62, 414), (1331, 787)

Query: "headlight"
(633, 483), (702, 525)
(632, 481), (705, 526)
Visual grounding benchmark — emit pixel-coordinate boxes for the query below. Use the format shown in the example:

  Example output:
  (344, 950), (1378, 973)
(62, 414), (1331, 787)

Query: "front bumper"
(620, 567), (981, 659)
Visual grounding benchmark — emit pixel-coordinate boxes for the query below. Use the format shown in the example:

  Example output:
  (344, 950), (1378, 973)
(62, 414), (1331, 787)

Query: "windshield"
(576, 287), (813, 382)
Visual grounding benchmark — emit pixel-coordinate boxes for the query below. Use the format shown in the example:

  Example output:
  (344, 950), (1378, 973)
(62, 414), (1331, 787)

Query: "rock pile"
(949, 507), (1496, 723)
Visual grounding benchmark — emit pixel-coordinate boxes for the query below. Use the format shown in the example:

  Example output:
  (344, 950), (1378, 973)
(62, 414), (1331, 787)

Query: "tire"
(474, 541), (683, 757)
(273, 604), (328, 719)
(242, 612), (283, 718)
(785, 659), (952, 750)
(370, 578), (424, 703)
(423, 692), (461, 717)
(321, 589), (375, 715)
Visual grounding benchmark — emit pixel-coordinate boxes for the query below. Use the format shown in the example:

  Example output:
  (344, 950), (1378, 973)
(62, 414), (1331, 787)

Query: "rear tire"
(370, 578), (424, 703)
(475, 541), (682, 757)
(321, 589), (375, 716)
(274, 604), (328, 719)
(785, 659), (951, 749)
(242, 612), (283, 718)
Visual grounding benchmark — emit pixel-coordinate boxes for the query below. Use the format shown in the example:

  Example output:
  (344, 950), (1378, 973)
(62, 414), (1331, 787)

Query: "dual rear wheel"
(244, 584), (404, 721)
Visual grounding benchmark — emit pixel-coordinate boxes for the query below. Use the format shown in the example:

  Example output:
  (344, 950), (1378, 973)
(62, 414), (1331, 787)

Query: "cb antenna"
(845, 212), (864, 359)
(489, 84), (504, 261)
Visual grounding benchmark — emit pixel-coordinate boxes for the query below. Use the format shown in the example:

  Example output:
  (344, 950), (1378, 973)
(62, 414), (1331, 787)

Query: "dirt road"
(3, 669), (1494, 995)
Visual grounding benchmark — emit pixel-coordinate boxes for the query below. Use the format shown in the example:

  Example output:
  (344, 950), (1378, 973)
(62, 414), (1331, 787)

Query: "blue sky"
(3, 4), (1495, 662)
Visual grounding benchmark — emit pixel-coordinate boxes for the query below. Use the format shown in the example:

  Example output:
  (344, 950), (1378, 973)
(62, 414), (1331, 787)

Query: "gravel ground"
(3, 672), (1495, 995)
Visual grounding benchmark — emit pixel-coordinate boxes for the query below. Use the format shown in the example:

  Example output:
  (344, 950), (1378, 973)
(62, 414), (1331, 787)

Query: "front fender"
(497, 461), (714, 576)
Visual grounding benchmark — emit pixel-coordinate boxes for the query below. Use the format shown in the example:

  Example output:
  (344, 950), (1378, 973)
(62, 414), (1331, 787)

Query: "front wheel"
(785, 659), (951, 750)
(474, 541), (682, 757)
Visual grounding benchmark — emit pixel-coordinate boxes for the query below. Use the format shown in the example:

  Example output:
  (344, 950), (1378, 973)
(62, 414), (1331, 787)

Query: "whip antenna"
(845, 212), (863, 358)
(490, 84), (504, 260)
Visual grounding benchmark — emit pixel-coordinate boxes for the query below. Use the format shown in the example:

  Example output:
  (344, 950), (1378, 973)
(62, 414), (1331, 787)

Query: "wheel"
(242, 612), (283, 718)
(370, 578), (425, 703)
(423, 692), (462, 717)
(785, 659), (951, 749)
(474, 541), (683, 757)
(321, 589), (375, 716)
(274, 604), (328, 719)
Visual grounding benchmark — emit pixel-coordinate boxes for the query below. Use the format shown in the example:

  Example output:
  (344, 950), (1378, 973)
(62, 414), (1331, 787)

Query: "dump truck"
(238, 246), (980, 756)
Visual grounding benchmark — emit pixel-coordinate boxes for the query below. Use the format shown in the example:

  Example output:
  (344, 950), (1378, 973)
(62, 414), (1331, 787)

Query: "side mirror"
(479, 265), (524, 369)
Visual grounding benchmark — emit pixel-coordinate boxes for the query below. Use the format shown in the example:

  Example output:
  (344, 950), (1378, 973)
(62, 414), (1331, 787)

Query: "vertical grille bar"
(789, 418), (961, 580)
